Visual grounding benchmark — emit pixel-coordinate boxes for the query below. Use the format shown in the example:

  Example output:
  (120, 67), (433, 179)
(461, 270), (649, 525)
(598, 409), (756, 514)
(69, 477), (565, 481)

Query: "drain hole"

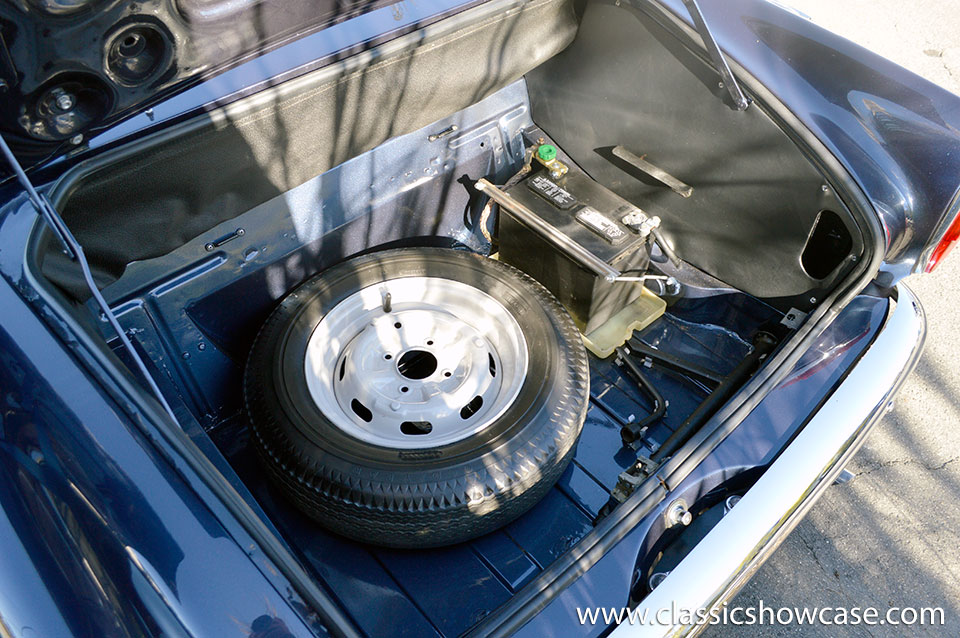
(397, 349), (438, 379)
(460, 395), (484, 419)
(119, 33), (144, 56)
(339, 358), (346, 380)
(400, 421), (433, 435)
(107, 24), (169, 85)
(351, 399), (373, 422)
(488, 353), (497, 377)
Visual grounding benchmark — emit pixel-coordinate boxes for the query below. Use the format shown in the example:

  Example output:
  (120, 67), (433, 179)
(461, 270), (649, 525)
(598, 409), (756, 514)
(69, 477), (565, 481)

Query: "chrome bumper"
(610, 284), (926, 637)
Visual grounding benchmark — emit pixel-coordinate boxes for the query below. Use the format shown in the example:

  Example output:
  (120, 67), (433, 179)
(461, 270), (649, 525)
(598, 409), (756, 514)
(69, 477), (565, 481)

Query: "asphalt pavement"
(712, 2), (960, 636)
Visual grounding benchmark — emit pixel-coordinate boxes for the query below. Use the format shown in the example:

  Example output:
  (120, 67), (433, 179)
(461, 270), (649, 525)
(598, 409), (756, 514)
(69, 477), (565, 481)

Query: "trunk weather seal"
(21, 0), (885, 635)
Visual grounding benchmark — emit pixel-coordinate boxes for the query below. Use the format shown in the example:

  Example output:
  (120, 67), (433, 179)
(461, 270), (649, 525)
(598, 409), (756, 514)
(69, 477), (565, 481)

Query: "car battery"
(492, 151), (655, 336)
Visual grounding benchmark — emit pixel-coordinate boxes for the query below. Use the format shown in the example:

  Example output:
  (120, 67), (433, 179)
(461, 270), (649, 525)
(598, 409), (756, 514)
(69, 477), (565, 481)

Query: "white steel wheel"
(303, 277), (529, 449)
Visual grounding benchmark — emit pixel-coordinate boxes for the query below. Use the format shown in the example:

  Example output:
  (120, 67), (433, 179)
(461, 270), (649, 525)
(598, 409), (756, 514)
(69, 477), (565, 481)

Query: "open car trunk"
(30, 0), (869, 634)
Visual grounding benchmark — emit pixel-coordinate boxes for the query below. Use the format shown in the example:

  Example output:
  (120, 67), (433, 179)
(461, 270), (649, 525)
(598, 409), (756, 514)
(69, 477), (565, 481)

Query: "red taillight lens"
(925, 212), (960, 273)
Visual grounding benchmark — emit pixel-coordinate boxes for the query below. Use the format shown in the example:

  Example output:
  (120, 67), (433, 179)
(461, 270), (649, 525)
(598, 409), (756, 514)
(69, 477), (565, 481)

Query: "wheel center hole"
(397, 349), (438, 380)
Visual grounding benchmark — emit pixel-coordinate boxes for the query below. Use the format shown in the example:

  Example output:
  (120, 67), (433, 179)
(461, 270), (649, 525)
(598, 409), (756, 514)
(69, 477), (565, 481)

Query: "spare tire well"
(244, 248), (589, 548)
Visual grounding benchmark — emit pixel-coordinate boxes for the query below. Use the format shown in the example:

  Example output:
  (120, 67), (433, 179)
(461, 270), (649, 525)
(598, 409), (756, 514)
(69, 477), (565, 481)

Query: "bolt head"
(668, 501), (692, 526)
(56, 93), (75, 111)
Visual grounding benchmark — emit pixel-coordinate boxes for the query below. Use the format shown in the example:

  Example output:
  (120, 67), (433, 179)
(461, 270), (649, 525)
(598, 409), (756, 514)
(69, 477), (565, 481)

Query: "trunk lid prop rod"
(0, 134), (179, 423)
(682, 0), (750, 111)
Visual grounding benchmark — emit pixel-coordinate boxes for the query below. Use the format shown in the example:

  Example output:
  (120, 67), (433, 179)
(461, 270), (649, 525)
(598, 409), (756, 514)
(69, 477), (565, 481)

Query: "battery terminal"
(621, 210), (661, 238)
(534, 142), (568, 180)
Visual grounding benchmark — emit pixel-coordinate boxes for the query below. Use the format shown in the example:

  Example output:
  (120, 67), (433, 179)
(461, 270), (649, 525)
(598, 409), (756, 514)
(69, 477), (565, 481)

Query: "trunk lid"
(0, 0), (478, 167)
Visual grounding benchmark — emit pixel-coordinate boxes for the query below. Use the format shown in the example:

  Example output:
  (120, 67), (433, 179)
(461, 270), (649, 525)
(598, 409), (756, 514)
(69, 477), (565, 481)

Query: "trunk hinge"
(0, 134), (179, 424)
(681, 0), (750, 111)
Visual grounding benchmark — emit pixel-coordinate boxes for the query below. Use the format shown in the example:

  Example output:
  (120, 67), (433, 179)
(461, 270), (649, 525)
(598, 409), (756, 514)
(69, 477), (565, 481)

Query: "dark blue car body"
(0, 0), (954, 636)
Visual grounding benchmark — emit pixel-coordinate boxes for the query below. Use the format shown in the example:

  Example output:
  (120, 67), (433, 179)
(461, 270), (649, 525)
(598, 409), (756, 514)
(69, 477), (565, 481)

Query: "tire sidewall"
(247, 249), (581, 488)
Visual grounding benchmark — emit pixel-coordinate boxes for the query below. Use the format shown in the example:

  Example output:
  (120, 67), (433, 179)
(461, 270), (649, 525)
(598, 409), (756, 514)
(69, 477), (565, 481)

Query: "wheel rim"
(304, 276), (529, 449)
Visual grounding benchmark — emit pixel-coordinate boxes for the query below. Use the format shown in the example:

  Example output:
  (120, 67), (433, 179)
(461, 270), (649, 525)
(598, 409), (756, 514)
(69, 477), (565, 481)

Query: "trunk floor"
(210, 307), (758, 637)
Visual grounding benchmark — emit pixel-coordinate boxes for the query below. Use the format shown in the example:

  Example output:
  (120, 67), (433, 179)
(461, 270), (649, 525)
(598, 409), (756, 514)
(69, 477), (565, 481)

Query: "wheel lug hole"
(384, 354), (392, 360)
(426, 340), (434, 346)
(394, 322), (402, 329)
(443, 370), (452, 378)
(400, 386), (409, 393)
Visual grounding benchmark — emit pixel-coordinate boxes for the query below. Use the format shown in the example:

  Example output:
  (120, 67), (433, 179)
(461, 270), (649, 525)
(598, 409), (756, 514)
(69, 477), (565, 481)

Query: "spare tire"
(244, 247), (589, 548)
